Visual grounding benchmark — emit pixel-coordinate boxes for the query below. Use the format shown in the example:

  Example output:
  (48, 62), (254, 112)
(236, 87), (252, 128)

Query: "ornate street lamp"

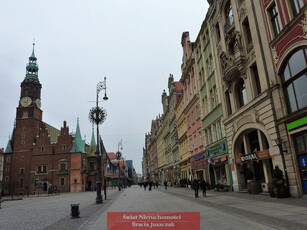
(89, 77), (108, 204)
(116, 140), (123, 191)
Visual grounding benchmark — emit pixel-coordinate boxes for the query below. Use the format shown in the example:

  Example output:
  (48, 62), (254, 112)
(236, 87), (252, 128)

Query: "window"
(205, 129), (209, 145)
(204, 96), (208, 115)
(218, 120), (224, 138)
(243, 18), (252, 47)
(199, 130), (203, 146)
(194, 133), (197, 148)
(238, 79), (248, 108)
(225, 1), (234, 26)
(214, 123), (218, 141)
(216, 23), (221, 41)
(192, 111), (194, 123)
(6, 166), (9, 171)
(211, 56), (214, 73)
(60, 163), (66, 170)
(282, 48), (307, 113)
(6, 156), (10, 162)
(209, 127), (213, 144)
(41, 147), (45, 152)
(214, 86), (219, 105)
(90, 162), (94, 169)
(60, 178), (65, 186)
(5, 176), (9, 182)
(289, 0), (304, 17)
(20, 168), (25, 174)
(268, 2), (282, 37)
(196, 106), (199, 119)
(37, 165), (47, 173)
(74, 179), (78, 183)
(62, 144), (66, 150)
(251, 63), (261, 96)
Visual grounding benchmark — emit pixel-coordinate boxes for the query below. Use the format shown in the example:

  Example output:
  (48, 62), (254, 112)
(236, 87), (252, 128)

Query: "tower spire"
(25, 41), (39, 81)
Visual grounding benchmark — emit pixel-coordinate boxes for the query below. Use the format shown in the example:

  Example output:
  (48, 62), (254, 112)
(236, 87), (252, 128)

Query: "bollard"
(71, 203), (80, 218)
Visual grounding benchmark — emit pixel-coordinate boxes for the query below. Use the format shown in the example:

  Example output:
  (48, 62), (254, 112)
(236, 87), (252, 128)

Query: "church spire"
(70, 118), (86, 153)
(90, 124), (96, 147)
(25, 42), (39, 81)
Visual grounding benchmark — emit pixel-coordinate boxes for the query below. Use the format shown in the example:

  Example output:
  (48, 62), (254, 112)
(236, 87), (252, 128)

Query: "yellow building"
(176, 94), (191, 180)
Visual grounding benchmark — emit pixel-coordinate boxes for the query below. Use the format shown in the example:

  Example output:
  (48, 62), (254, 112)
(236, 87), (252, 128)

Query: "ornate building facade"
(260, 0), (307, 196)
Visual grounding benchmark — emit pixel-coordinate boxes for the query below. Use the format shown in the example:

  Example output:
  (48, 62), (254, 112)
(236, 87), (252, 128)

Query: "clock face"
(20, 97), (32, 107)
(36, 99), (41, 109)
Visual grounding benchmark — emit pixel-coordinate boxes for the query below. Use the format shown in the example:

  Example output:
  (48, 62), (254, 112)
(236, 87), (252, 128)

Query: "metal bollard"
(71, 203), (80, 218)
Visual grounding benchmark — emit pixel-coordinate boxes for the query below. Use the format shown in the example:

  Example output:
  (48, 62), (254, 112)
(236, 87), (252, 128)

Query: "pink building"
(180, 32), (208, 181)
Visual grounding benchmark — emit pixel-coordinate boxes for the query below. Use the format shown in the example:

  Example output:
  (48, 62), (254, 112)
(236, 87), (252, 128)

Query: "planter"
(274, 185), (287, 198)
(268, 182), (275, 197)
(247, 181), (261, 194)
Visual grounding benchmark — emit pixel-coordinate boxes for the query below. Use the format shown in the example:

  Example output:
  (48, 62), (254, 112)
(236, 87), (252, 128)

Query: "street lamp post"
(116, 140), (123, 191)
(89, 77), (108, 204)
(275, 138), (290, 197)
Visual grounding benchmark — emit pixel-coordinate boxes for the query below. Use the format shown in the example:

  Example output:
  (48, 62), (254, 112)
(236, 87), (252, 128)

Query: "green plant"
(271, 165), (284, 187)
(215, 183), (224, 191)
(245, 168), (254, 181)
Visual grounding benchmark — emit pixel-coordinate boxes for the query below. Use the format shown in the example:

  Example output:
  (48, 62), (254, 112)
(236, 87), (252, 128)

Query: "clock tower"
(17, 43), (42, 121)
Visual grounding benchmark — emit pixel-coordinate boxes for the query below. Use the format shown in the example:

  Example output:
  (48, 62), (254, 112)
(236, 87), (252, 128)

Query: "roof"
(44, 123), (60, 143)
(70, 119), (86, 153)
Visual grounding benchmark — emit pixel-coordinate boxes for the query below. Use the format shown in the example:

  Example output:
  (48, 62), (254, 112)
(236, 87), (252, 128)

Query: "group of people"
(138, 181), (159, 191)
(192, 179), (208, 198)
(138, 179), (209, 198)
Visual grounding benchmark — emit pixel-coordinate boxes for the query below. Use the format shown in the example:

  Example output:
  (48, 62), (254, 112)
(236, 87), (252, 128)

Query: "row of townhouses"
(143, 0), (307, 197)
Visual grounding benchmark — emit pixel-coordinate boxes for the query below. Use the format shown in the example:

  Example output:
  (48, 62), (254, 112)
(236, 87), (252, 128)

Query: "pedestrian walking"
(164, 180), (168, 190)
(156, 181), (159, 188)
(193, 179), (199, 198)
(149, 181), (153, 191)
(144, 181), (148, 191)
(201, 179), (208, 197)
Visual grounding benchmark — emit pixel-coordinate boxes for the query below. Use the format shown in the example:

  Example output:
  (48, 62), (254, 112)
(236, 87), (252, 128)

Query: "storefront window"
(296, 135), (305, 152)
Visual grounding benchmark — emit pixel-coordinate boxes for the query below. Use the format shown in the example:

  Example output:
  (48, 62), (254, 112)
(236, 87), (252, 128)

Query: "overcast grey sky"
(0, 0), (208, 174)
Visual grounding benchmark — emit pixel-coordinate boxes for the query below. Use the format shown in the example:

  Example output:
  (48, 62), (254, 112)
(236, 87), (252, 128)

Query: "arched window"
(237, 79), (248, 108)
(225, 1), (233, 24)
(282, 48), (307, 113)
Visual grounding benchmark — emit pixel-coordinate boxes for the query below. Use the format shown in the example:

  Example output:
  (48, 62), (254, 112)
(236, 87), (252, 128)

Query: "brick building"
(2, 45), (101, 195)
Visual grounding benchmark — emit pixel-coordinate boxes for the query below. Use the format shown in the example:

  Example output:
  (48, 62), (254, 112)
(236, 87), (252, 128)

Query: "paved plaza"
(0, 186), (307, 230)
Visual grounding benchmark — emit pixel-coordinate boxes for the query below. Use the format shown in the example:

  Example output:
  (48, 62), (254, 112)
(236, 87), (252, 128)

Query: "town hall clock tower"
(17, 43), (42, 121)
(14, 44), (43, 155)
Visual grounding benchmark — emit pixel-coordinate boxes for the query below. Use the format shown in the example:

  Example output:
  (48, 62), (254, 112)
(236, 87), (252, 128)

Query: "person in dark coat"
(193, 180), (199, 198)
(144, 181), (148, 191)
(164, 180), (168, 190)
(201, 179), (208, 197)
(149, 181), (153, 191)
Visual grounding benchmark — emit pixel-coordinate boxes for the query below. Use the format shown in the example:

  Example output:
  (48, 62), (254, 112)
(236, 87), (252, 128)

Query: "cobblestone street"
(1, 186), (307, 230)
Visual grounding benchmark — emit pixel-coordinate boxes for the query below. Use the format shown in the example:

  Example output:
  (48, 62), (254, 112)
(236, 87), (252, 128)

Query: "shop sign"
(193, 153), (204, 161)
(206, 140), (228, 157)
(257, 150), (270, 160)
(241, 153), (257, 162)
(235, 149), (271, 164)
